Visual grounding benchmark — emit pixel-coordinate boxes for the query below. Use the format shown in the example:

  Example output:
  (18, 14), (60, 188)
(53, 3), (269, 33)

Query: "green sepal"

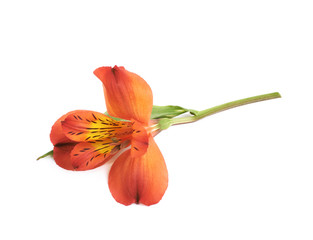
(151, 105), (198, 119)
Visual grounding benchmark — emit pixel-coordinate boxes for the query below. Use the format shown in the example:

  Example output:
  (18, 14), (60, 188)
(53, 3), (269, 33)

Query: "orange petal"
(61, 110), (133, 142)
(70, 141), (116, 170)
(50, 110), (83, 146)
(108, 137), (168, 206)
(130, 120), (149, 158)
(94, 66), (153, 124)
(53, 144), (76, 170)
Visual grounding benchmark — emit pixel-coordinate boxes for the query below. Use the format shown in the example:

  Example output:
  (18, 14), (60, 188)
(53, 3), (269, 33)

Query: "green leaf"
(37, 150), (53, 160)
(104, 112), (129, 121)
(104, 106), (199, 121)
(151, 105), (197, 119)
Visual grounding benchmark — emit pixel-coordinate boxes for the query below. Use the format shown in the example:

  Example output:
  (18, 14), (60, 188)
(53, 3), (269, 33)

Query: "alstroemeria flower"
(50, 66), (168, 206)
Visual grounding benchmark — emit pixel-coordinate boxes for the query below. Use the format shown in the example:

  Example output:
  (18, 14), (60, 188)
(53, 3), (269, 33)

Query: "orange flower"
(50, 66), (168, 206)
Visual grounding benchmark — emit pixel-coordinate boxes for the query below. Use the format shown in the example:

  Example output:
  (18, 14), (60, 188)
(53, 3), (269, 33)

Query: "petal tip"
(93, 66), (113, 82)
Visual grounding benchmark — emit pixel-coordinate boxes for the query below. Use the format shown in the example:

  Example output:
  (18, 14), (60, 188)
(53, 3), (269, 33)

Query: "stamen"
(120, 139), (131, 149)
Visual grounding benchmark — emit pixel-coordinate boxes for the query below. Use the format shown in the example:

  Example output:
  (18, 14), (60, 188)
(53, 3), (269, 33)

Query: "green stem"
(170, 92), (281, 126)
(37, 150), (53, 160)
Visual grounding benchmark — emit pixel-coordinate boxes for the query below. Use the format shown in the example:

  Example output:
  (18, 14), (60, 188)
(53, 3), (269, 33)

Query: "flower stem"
(37, 150), (53, 160)
(169, 92), (281, 126)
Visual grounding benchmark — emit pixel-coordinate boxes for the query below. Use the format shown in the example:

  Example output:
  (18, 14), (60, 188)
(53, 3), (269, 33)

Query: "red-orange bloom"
(50, 66), (168, 205)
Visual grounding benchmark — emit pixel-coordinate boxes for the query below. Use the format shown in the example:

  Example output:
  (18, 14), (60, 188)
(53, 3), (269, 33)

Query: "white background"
(1, 0), (312, 239)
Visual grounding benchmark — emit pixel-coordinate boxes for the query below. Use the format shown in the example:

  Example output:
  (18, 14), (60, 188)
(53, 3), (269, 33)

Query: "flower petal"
(70, 141), (116, 170)
(130, 120), (149, 158)
(108, 137), (168, 206)
(50, 110), (83, 146)
(53, 144), (76, 170)
(94, 66), (153, 124)
(61, 110), (133, 143)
